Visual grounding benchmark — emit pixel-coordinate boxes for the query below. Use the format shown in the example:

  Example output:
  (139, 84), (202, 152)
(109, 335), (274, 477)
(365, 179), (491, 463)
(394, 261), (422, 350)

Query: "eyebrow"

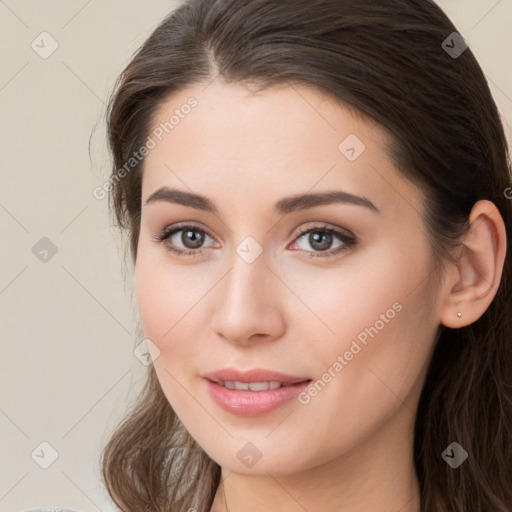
(144, 187), (380, 215)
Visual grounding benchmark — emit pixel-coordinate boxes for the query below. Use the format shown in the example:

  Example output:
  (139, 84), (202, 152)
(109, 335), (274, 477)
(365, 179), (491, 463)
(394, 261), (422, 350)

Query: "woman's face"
(136, 80), (443, 476)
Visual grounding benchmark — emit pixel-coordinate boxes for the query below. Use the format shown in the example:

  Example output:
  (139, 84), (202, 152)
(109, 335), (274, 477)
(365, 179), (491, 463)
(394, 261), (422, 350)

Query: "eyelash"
(152, 222), (358, 259)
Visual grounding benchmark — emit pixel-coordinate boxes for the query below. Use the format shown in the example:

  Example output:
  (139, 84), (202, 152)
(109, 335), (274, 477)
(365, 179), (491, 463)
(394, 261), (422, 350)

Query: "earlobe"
(439, 200), (507, 329)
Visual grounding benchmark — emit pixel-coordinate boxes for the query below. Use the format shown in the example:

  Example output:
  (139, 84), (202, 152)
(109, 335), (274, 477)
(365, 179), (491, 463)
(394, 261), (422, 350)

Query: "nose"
(210, 250), (286, 346)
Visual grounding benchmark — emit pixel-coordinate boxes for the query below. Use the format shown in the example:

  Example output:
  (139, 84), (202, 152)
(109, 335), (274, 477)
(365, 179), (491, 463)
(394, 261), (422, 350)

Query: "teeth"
(220, 380), (284, 391)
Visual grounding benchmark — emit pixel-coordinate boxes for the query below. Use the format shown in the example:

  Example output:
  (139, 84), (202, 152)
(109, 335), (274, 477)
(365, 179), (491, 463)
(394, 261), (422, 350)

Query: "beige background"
(1, 1), (511, 511)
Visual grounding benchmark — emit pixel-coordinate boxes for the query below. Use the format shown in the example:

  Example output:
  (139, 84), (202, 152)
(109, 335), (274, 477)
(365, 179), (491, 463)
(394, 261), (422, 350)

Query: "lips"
(202, 368), (312, 416)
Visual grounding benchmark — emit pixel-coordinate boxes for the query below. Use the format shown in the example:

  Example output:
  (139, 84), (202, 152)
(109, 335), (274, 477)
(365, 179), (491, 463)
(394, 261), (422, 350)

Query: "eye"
(289, 224), (357, 258)
(152, 223), (218, 257)
(153, 222), (358, 259)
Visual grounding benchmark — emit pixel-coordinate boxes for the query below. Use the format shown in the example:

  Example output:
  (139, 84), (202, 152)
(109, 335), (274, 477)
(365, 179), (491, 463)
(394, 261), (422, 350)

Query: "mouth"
(202, 367), (311, 386)
(202, 368), (313, 416)
(212, 380), (302, 391)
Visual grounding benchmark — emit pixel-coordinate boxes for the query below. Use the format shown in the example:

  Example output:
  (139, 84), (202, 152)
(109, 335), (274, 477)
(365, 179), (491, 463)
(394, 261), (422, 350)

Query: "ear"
(439, 200), (507, 329)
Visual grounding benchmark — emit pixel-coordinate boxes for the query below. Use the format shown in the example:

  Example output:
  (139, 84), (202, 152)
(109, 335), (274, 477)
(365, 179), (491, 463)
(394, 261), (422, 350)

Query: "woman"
(100, 0), (512, 510)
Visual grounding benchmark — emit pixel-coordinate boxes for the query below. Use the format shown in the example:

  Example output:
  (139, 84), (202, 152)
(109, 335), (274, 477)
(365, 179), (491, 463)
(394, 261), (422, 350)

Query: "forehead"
(141, 80), (423, 218)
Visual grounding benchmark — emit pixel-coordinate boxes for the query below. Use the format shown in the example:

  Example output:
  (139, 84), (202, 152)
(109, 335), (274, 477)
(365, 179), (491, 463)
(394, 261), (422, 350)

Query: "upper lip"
(202, 368), (311, 384)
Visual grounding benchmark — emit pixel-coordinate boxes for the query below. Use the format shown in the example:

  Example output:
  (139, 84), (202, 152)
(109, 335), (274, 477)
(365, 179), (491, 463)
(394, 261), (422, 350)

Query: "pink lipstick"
(202, 368), (312, 417)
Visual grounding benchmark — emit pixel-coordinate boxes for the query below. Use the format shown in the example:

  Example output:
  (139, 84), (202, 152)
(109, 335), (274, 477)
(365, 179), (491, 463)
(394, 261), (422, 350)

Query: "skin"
(135, 80), (507, 512)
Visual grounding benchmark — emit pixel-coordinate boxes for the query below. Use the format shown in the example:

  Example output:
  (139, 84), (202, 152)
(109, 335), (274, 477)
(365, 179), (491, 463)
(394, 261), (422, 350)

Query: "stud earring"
(457, 312), (462, 318)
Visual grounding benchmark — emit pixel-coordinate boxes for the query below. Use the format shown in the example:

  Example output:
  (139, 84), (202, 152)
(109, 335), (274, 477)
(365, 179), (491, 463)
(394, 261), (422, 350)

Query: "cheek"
(135, 259), (200, 407)
(134, 251), (211, 363)
(135, 258), (166, 341)
(286, 243), (414, 350)
(298, 240), (435, 399)
(135, 249), (185, 352)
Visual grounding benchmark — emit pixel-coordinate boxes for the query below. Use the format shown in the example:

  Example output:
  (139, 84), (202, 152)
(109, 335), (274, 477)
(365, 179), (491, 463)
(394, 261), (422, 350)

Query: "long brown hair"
(100, 1), (512, 510)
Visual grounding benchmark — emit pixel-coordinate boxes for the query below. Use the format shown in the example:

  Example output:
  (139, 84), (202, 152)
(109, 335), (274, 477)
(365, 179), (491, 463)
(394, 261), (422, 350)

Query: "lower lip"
(205, 379), (312, 417)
